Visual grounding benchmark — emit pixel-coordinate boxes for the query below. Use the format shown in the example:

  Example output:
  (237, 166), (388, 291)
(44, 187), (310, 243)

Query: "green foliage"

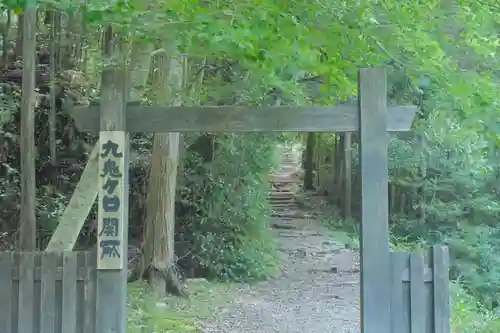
(321, 216), (500, 332)
(450, 282), (500, 333)
(3, 0), (500, 328)
(305, 1), (500, 315)
(383, 117), (500, 309)
(178, 134), (280, 281)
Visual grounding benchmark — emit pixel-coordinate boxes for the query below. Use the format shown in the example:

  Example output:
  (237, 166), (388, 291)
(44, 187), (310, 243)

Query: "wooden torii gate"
(63, 66), (425, 333)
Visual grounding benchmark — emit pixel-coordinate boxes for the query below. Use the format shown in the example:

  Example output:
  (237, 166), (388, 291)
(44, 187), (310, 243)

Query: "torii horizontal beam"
(68, 103), (418, 133)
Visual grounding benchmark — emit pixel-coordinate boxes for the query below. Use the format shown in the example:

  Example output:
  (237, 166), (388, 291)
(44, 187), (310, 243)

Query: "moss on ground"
(127, 279), (235, 333)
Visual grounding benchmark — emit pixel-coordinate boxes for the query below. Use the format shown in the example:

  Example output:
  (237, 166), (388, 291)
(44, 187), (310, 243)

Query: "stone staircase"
(268, 146), (302, 218)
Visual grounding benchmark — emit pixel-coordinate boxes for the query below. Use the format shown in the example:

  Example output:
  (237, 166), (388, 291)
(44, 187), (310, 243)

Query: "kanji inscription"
(97, 132), (127, 269)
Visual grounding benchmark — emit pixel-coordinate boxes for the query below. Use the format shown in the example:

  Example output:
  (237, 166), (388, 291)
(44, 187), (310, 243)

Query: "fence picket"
(390, 252), (408, 333)
(40, 252), (56, 333)
(0, 252), (13, 333)
(18, 252), (35, 333)
(83, 251), (97, 333)
(61, 251), (78, 333)
(409, 253), (426, 333)
(390, 248), (451, 333)
(432, 246), (451, 333)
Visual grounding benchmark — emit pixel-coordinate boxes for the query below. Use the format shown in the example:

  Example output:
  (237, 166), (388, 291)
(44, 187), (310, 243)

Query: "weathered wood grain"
(410, 253), (426, 333)
(46, 141), (100, 252)
(18, 252), (34, 333)
(69, 103), (418, 133)
(11, 265), (89, 280)
(358, 68), (391, 333)
(390, 252), (407, 333)
(62, 252), (78, 333)
(84, 251), (97, 333)
(432, 246), (451, 333)
(390, 248), (451, 333)
(40, 252), (56, 333)
(95, 26), (129, 333)
(0, 252), (13, 333)
(0, 251), (99, 333)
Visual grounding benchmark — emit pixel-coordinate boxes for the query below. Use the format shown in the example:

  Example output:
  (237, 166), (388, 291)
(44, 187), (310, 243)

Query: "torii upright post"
(95, 27), (129, 333)
(358, 68), (391, 333)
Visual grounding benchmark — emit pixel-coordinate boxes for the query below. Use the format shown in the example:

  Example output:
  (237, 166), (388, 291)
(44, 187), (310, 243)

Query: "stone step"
(269, 200), (295, 205)
(268, 191), (295, 198)
(268, 194), (294, 198)
(269, 148), (302, 215)
(269, 178), (298, 183)
(271, 201), (296, 205)
(268, 193), (295, 198)
(271, 205), (297, 209)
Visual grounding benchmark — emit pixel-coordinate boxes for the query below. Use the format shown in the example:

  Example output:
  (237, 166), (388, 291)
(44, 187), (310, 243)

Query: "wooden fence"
(390, 245), (450, 333)
(0, 251), (96, 333)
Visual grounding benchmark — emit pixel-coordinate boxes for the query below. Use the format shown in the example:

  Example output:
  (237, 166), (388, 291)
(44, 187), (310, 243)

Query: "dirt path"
(200, 146), (361, 333)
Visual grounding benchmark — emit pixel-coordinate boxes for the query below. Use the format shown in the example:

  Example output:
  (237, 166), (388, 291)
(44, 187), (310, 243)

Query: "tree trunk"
(303, 132), (316, 190)
(137, 50), (185, 296)
(15, 14), (23, 59)
(61, 12), (78, 69)
(1, 11), (12, 68)
(342, 132), (352, 219)
(48, 10), (58, 165)
(142, 132), (182, 295)
(20, 5), (37, 250)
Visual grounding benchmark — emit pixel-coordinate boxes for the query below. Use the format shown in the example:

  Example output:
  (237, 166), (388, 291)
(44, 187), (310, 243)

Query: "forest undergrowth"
(319, 212), (500, 333)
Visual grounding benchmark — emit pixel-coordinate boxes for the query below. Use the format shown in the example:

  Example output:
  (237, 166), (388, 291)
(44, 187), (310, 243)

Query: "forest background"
(1, 0), (500, 332)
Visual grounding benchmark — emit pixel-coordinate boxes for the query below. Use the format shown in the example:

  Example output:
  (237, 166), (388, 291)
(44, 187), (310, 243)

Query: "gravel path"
(200, 146), (361, 333)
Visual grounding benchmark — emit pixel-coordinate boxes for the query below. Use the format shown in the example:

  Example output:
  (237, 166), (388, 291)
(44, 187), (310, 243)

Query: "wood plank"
(11, 265), (88, 281)
(390, 252), (408, 333)
(410, 253), (426, 333)
(402, 267), (433, 282)
(40, 252), (56, 333)
(83, 251), (97, 333)
(432, 246), (451, 333)
(69, 103), (418, 133)
(18, 252), (35, 333)
(358, 68), (391, 333)
(0, 252), (13, 333)
(46, 141), (100, 252)
(61, 251), (78, 333)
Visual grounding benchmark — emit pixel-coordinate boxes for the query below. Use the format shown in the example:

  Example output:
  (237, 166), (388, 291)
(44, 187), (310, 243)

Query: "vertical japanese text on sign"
(98, 136), (126, 269)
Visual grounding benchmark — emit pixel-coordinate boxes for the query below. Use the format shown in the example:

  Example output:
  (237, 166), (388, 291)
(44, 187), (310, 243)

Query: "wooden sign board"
(97, 131), (127, 270)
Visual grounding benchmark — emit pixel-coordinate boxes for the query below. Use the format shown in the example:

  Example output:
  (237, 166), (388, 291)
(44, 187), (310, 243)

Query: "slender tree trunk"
(20, 5), (37, 250)
(48, 10), (58, 165)
(1, 11), (12, 68)
(303, 132), (316, 190)
(342, 132), (352, 219)
(15, 14), (23, 59)
(138, 50), (185, 295)
(143, 132), (182, 294)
